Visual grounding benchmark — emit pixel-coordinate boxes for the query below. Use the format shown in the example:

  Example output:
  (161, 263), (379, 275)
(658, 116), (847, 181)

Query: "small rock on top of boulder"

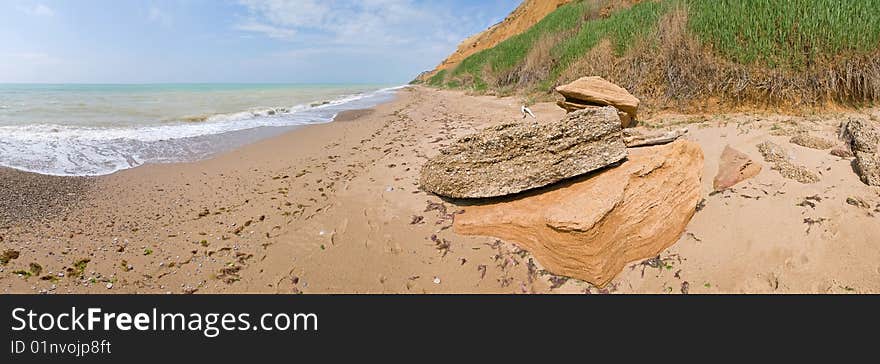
(555, 76), (640, 127)
(714, 145), (762, 191)
(419, 106), (627, 199)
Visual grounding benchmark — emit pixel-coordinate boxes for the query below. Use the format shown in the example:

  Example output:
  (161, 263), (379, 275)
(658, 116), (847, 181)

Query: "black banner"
(2, 294), (876, 361)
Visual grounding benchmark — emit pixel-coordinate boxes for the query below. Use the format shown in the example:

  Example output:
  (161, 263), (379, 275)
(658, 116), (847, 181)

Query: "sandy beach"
(1, 86), (879, 294)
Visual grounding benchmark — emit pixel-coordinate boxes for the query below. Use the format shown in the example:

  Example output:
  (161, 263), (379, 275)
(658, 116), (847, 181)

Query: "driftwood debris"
(623, 128), (688, 148)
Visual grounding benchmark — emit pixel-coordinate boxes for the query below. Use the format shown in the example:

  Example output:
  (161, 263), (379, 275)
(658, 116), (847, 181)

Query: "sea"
(0, 84), (401, 176)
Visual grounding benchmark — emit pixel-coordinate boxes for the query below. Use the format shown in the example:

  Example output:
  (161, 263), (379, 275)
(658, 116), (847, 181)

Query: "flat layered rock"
(713, 145), (762, 191)
(556, 101), (634, 128)
(840, 119), (880, 186)
(555, 76), (640, 127)
(454, 140), (704, 287)
(419, 107), (627, 199)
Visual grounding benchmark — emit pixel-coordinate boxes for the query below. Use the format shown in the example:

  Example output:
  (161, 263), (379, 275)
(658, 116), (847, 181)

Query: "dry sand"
(1, 86), (879, 294)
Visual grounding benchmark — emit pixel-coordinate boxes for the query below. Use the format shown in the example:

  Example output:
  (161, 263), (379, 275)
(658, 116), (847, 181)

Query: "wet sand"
(333, 108), (375, 122)
(0, 168), (95, 227)
(1, 86), (879, 294)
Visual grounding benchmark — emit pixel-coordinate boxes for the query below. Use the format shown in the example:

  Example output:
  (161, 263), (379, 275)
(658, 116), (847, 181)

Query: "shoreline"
(0, 84), (401, 177)
(0, 97), (396, 228)
(2, 86), (879, 294)
(0, 106), (388, 178)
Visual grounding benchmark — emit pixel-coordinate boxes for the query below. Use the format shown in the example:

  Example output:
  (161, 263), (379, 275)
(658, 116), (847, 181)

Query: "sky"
(0, 0), (519, 84)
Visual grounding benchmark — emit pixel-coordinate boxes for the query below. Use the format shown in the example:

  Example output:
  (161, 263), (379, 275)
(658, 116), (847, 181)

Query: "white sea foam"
(0, 86), (400, 176)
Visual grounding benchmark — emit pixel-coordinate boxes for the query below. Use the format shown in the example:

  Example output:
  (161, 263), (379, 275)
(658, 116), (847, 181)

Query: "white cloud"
(235, 0), (470, 47)
(19, 3), (54, 17)
(232, 0), (513, 81)
(235, 23), (297, 40)
(148, 6), (173, 28)
(33, 4), (53, 16)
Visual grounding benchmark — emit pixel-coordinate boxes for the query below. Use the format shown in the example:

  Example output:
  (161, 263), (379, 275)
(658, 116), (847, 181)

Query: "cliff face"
(420, 0), (574, 81)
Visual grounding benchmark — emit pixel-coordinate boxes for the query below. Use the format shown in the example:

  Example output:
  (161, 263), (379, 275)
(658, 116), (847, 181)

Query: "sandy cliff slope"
(419, 0), (574, 80)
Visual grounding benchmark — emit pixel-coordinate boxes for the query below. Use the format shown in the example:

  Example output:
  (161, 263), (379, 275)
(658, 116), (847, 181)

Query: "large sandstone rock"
(713, 145), (762, 191)
(840, 119), (880, 186)
(556, 76), (640, 128)
(454, 140), (704, 286)
(420, 107), (627, 199)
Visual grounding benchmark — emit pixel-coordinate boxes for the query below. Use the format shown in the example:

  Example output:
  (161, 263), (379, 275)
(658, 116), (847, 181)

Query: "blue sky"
(0, 0), (519, 84)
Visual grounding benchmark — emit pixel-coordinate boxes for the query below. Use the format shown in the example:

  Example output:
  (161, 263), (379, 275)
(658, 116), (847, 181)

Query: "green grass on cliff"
(450, 2), (587, 89)
(427, 0), (880, 106)
(433, 0), (672, 90)
(689, 0), (880, 68)
(554, 1), (667, 67)
(549, 1), (668, 87)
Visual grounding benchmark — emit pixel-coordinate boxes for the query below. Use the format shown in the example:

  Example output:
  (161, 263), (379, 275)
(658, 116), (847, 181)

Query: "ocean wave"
(0, 86), (401, 176)
(180, 106), (297, 124)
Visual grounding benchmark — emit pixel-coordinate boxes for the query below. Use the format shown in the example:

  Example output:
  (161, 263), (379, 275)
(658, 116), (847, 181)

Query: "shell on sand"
(758, 141), (820, 184)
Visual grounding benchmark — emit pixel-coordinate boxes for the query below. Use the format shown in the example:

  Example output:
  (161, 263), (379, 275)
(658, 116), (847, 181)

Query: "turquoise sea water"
(0, 84), (399, 176)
